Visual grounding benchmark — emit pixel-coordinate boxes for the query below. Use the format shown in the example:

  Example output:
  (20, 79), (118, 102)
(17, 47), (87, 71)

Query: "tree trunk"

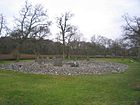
(13, 44), (21, 62)
(33, 42), (40, 61)
(66, 45), (71, 59)
(34, 50), (39, 61)
(62, 44), (65, 59)
(137, 45), (140, 59)
(15, 49), (20, 62)
(104, 47), (106, 57)
(62, 33), (65, 59)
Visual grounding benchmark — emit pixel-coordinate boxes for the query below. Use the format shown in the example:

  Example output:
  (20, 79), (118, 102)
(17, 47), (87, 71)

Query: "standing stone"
(53, 58), (63, 66)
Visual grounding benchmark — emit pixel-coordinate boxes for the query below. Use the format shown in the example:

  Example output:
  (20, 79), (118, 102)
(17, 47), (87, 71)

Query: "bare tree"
(122, 14), (140, 58)
(15, 1), (51, 41)
(66, 26), (79, 58)
(91, 35), (110, 57)
(0, 14), (8, 37)
(56, 12), (73, 59)
(12, 1), (51, 60)
(69, 32), (83, 55)
(0, 14), (4, 36)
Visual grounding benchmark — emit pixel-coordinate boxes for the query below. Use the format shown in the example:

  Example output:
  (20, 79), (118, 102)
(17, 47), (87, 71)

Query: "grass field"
(0, 58), (140, 105)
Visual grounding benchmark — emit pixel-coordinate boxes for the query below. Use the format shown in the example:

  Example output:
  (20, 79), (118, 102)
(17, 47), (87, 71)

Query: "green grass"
(0, 58), (140, 105)
(0, 59), (33, 64)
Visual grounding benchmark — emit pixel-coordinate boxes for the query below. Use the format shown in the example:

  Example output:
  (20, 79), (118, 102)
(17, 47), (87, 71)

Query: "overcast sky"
(0, 0), (140, 41)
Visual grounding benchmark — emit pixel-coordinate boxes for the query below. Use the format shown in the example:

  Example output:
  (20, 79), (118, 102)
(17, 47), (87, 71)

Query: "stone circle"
(0, 60), (128, 75)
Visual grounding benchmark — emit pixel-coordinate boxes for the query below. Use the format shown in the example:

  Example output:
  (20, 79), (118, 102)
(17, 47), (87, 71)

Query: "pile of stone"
(0, 60), (128, 75)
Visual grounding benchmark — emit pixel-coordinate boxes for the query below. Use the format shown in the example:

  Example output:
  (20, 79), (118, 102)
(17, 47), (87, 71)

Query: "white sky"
(0, 0), (140, 41)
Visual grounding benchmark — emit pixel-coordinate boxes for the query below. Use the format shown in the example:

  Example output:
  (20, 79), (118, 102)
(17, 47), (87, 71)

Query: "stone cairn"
(0, 58), (128, 75)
